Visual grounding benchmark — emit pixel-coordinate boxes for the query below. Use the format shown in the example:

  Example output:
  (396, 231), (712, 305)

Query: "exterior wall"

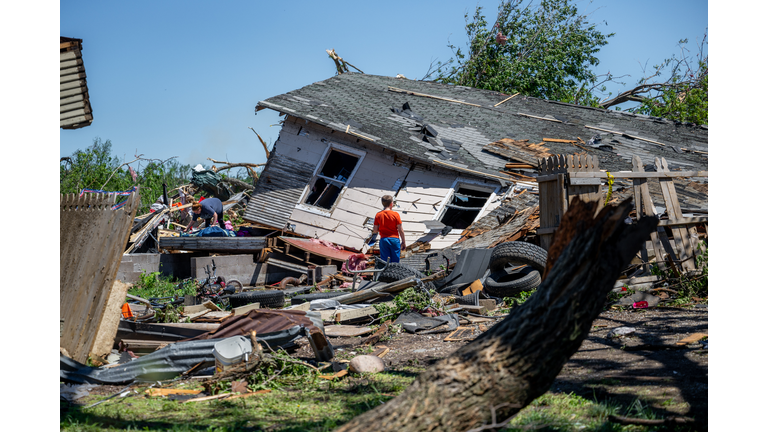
(395, 167), (507, 250)
(246, 116), (510, 251)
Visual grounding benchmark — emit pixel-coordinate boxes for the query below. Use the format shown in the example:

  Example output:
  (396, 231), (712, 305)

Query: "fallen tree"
(336, 197), (657, 432)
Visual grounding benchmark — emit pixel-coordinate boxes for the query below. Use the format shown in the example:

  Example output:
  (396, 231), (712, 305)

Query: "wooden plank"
(60, 50), (80, 61)
(568, 171), (708, 179)
(676, 332), (708, 346)
(655, 158), (696, 271)
(569, 177), (601, 186)
(432, 160), (515, 182)
(232, 303), (261, 316)
(60, 191), (139, 363)
(632, 156), (666, 270)
(444, 327), (475, 341)
(335, 306), (379, 322)
(184, 304), (209, 314)
(658, 217), (707, 227)
(324, 325), (374, 337)
(60, 58), (84, 69)
(542, 138), (577, 143)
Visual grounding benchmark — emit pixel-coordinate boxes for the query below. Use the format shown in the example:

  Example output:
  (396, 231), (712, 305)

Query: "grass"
(61, 370), (419, 432)
(61, 373), (694, 432)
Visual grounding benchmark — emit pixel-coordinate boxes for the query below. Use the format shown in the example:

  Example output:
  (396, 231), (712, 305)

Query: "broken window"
(303, 149), (361, 210)
(438, 186), (493, 230)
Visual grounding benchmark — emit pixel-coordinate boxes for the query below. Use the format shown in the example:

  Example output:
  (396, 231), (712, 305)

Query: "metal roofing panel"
(243, 153), (315, 229)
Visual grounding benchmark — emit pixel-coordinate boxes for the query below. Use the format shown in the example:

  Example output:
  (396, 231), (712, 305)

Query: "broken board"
(444, 326), (475, 341)
(279, 236), (357, 264)
(324, 325), (375, 338)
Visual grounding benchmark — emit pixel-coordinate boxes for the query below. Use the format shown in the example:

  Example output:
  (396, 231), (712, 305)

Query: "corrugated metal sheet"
(60, 37), (93, 129)
(60, 339), (219, 384)
(243, 153), (315, 229)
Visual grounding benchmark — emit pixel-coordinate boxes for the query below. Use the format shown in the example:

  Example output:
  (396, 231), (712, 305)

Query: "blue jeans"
(379, 237), (401, 263)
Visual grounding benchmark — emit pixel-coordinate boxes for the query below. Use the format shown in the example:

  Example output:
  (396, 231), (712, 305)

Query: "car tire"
(228, 290), (285, 309)
(488, 241), (548, 274)
(483, 268), (542, 298)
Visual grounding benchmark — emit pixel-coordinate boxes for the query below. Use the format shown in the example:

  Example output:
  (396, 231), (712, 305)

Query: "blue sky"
(57, 0), (708, 171)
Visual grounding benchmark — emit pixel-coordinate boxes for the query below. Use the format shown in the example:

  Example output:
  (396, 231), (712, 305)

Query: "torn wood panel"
(483, 138), (552, 166)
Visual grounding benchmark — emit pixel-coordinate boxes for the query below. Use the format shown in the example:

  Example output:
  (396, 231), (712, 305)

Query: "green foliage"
(154, 304), (186, 324)
(503, 289), (536, 307)
(432, 0), (613, 105)
(627, 36), (708, 125)
(247, 349), (317, 391)
(60, 137), (194, 214)
(129, 271), (194, 299)
(650, 241), (708, 306)
(373, 287), (437, 320)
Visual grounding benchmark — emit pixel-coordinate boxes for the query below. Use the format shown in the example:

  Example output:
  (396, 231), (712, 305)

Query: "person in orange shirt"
(370, 195), (406, 263)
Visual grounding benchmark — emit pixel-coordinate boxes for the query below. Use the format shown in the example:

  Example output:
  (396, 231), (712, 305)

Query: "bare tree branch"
(248, 127), (271, 159)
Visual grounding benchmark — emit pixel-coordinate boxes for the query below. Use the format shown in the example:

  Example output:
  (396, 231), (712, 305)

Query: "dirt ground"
(73, 305), (707, 429)
(302, 304), (709, 426)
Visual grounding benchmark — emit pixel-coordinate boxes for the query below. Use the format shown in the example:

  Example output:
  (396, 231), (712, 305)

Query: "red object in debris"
(632, 301), (649, 309)
(121, 303), (134, 319)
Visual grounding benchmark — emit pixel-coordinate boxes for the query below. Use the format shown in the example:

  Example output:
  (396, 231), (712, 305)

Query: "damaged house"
(244, 73), (707, 252)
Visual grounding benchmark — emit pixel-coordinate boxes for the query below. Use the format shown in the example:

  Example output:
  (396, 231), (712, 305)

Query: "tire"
(225, 279), (243, 294)
(483, 268), (542, 298)
(377, 262), (436, 292)
(488, 241), (548, 274)
(228, 290), (285, 309)
(290, 291), (348, 305)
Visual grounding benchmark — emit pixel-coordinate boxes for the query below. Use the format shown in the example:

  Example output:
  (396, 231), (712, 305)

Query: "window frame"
(430, 177), (500, 234)
(295, 142), (367, 216)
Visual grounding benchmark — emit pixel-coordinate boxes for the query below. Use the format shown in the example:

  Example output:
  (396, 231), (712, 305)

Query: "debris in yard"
(614, 291), (661, 308)
(318, 369), (349, 380)
(393, 311), (460, 334)
(145, 388), (202, 397)
(443, 326), (475, 342)
(349, 355), (386, 374)
(607, 327), (637, 339)
(371, 346), (390, 358)
(186, 309), (334, 361)
(676, 332), (708, 346)
(324, 325), (375, 338)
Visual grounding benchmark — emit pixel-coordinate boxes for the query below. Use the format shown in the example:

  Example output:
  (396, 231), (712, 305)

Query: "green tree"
(59, 138), (133, 194)
(430, 0), (613, 106)
(60, 138), (194, 213)
(605, 36), (708, 125)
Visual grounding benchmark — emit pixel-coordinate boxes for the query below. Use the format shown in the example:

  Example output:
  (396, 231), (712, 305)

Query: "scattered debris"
(349, 355), (386, 374)
(607, 327), (637, 339)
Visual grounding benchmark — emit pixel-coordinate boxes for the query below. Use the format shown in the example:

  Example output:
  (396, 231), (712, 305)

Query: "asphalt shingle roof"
(257, 73), (708, 177)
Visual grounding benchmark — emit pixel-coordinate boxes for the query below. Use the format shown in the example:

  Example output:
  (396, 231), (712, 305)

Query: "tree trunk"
(336, 198), (657, 432)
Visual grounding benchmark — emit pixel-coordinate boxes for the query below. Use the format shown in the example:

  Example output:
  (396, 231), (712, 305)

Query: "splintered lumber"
(324, 324), (375, 337)
(335, 198), (657, 432)
(676, 333), (708, 346)
(542, 138), (577, 143)
(444, 327), (475, 342)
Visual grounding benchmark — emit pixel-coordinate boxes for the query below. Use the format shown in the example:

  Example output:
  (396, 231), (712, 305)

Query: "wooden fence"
(60, 190), (140, 362)
(536, 154), (707, 273)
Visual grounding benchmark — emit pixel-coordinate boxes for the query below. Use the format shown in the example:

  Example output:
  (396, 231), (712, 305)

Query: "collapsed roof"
(256, 73), (707, 179)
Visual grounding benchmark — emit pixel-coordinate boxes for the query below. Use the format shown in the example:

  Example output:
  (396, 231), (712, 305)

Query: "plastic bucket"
(213, 336), (253, 373)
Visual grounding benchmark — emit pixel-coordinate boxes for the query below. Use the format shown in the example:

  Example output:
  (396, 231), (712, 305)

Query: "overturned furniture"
(536, 154), (707, 272)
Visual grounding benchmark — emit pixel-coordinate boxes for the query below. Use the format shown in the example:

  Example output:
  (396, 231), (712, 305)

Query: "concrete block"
(191, 254), (262, 286)
(313, 265), (338, 283)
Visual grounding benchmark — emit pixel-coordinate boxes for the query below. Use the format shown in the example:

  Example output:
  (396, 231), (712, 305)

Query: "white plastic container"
(213, 336), (253, 373)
